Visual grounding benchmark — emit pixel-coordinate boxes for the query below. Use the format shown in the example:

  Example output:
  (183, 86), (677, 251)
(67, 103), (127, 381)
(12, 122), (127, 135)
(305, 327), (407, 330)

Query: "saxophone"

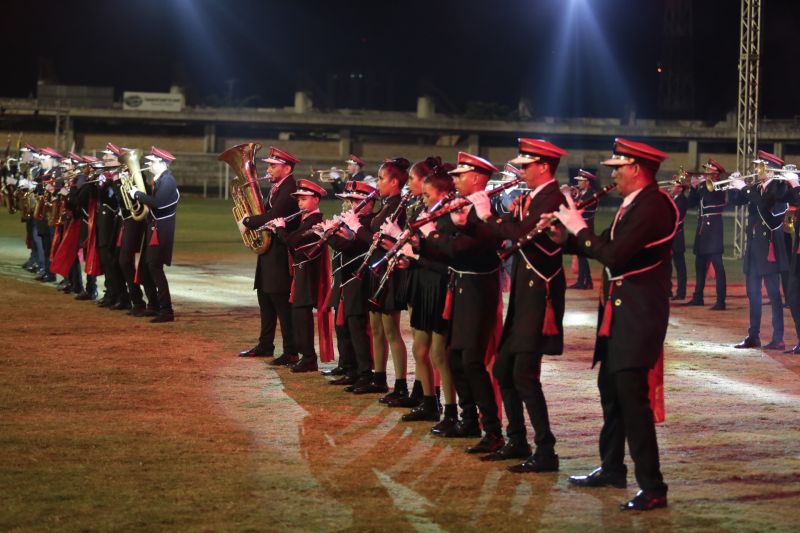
(218, 143), (271, 254)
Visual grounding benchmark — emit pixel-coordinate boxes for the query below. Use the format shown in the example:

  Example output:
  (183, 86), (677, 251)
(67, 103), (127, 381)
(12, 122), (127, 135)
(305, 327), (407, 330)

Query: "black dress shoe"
(401, 404), (441, 422)
(620, 490), (668, 511)
(55, 279), (68, 290)
(386, 394), (421, 408)
(108, 300), (131, 311)
(150, 313), (175, 323)
(378, 390), (408, 404)
(133, 307), (158, 317)
(290, 357), (318, 373)
(439, 420), (482, 439)
(61, 285), (75, 294)
(568, 467), (627, 488)
(785, 344), (800, 354)
(568, 282), (586, 290)
(465, 433), (504, 454)
(507, 453), (559, 472)
(734, 336), (761, 349)
(709, 302), (726, 311)
(430, 416), (459, 436)
(683, 298), (704, 306)
(96, 298), (114, 308)
(75, 291), (97, 301)
(670, 294), (685, 301)
(480, 441), (532, 462)
(270, 354), (300, 366)
(320, 366), (346, 377)
(344, 377), (372, 393)
(763, 340), (785, 350)
(352, 382), (390, 394)
(238, 345), (272, 357)
(329, 375), (356, 386)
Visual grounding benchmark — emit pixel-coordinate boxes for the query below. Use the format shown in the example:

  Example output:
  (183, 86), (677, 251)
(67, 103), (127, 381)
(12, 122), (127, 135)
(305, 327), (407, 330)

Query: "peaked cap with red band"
(754, 149), (783, 168)
(21, 143), (38, 153)
(336, 180), (376, 200)
(702, 158), (726, 174)
(574, 169), (597, 181)
(101, 142), (124, 156)
(448, 151), (498, 175)
(144, 146), (176, 163)
(39, 147), (64, 159)
(602, 138), (668, 170)
(345, 154), (365, 167)
(291, 178), (326, 198)
(262, 146), (300, 166)
(509, 138), (568, 165)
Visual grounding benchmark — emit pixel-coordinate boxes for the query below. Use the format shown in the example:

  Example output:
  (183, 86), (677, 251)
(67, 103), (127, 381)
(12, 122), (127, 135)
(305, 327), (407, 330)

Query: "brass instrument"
(785, 207), (797, 235)
(218, 143), (271, 254)
(46, 193), (60, 227)
(561, 184), (581, 201)
(312, 167), (351, 183)
(19, 189), (36, 221)
(118, 149), (150, 221)
(32, 191), (46, 220)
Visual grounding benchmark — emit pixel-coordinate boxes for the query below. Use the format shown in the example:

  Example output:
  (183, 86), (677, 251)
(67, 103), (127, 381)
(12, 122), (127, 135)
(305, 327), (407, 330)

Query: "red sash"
(49, 219), (81, 277)
(84, 198), (103, 276)
(316, 247), (334, 363)
(648, 351), (665, 423)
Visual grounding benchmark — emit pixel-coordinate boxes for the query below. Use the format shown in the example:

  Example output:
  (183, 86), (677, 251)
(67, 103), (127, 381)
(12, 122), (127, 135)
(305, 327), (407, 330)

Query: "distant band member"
(547, 138), (674, 512)
(670, 178), (688, 300)
(569, 169), (597, 290)
(237, 147), (300, 361)
(129, 146), (180, 323)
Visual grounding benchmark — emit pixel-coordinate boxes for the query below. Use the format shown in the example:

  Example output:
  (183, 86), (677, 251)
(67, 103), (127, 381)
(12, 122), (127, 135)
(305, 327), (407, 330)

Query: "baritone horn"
(218, 142), (271, 254)
(118, 149), (150, 221)
(312, 167), (351, 183)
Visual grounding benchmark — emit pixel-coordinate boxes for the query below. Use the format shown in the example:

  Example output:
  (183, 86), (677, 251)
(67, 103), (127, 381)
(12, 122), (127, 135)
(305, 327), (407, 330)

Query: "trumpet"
(657, 175), (708, 190)
(312, 167), (351, 183)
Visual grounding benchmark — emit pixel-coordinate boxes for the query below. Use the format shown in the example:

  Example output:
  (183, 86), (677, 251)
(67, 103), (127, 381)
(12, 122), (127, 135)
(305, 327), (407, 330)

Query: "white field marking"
(510, 480), (533, 515)
(469, 469), (503, 523)
(385, 432), (437, 477)
(412, 443), (455, 486)
(373, 469), (445, 533)
(402, 427), (413, 438)
(323, 409), (402, 468)
(561, 310), (598, 328)
(324, 433), (336, 448)
(673, 366), (800, 406)
(667, 337), (766, 357)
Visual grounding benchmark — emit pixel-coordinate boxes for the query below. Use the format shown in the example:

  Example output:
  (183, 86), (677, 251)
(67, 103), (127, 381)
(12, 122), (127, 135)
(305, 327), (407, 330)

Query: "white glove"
(341, 210), (362, 232)
(237, 217), (247, 235)
(729, 171), (741, 180)
(380, 219), (402, 239)
(730, 179), (746, 190)
(449, 204), (471, 227)
(17, 178), (29, 189)
(399, 242), (417, 260)
(418, 220), (436, 237)
(271, 217), (286, 229)
(59, 187), (70, 196)
(97, 174), (107, 186)
(468, 191), (492, 220)
(127, 185), (139, 199)
(552, 194), (588, 236)
(5, 176), (16, 186)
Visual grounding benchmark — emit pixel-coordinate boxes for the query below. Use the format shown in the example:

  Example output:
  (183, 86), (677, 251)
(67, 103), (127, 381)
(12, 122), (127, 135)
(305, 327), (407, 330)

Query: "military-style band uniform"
(671, 186), (688, 300)
(573, 170), (597, 289)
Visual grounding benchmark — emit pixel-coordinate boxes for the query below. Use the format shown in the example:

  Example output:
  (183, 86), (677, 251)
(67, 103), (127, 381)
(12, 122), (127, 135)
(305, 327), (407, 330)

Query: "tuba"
(118, 149), (150, 221)
(218, 143), (271, 254)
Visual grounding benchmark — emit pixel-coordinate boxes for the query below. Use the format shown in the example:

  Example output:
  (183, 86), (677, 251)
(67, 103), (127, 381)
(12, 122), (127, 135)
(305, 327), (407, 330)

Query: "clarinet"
(498, 183), (617, 262)
(254, 208), (307, 231)
(297, 191), (377, 259)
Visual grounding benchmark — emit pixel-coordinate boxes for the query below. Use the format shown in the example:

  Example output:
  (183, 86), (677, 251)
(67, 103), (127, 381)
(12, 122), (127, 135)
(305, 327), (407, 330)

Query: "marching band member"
(545, 138), (674, 511)
(272, 179), (332, 372)
(237, 147), (300, 360)
(670, 178), (688, 301)
(779, 166), (800, 354)
(324, 181), (378, 386)
(75, 154), (103, 301)
(92, 155), (126, 309)
(129, 146), (180, 323)
(569, 169), (597, 290)
(415, 152), (504, 454)
(729, 150), (789, 350)
(341, 158), (410, 399)
(469, 139), (567, 471)
(685, 159), (727, 310)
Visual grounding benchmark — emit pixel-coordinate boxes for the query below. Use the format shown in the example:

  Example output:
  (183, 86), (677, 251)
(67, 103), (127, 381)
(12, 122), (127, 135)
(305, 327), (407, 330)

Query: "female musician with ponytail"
(341, 157), (410, 400)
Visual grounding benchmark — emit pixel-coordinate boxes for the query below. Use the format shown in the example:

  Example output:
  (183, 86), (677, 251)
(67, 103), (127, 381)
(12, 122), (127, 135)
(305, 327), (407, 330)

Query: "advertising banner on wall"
(123, 92), (185, 112)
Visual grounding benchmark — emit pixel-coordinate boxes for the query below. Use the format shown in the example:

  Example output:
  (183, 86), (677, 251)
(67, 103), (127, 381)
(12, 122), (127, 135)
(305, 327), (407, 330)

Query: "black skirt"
(368, 267), (408, 313)
(407, 266), (449, 333)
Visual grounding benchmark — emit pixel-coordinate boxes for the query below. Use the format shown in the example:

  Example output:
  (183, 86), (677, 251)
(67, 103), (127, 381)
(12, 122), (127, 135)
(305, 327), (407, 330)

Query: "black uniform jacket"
(74, 174), (95, 243)
(328, 213), (375, 317)
(565, 184), (677, 373)
(729, 180), (789, 276)
(689, 187), (726, 256)
(579, 186), (598, 231)
(96, 177), (120, 248)
(784, 186), (800, 276)
(134, 170), (180, 266)
(276, 211), (324, 308)
(672, 192), (687, 255)
(242, 176), (300, 293)
(482, 181), (566, 355)
(420, 209), (502, 351)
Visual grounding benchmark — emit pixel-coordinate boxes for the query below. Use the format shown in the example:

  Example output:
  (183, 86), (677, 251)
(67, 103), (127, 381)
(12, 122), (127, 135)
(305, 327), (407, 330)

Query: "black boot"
(379, 378), (409, 404)
(401, 395), (441, 422)
(388, 379), (423, 407)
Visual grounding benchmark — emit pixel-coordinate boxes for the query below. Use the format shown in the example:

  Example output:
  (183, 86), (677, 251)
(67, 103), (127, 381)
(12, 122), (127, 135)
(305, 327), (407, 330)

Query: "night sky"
(3, 0), (800, 120)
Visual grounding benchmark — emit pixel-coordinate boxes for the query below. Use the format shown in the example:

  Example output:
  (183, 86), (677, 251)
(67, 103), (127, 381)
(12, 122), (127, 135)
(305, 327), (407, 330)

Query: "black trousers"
(139, 247), (171, 313)
(257, 290), (297, 356)
(292, 306), (316, 359)
(598, 363), (667, 496)
(98, 245), (125, 302)
(449, 346), (501, 436)
(576, 256), (592, 287)
(672, 251), (686, 298)
(334, 309), (372, 378)
(787, 273), (800, 343)
(118, 220), (146, 307)
(692, 253), (726, 303)
(494, 349), (555, 455)
(746, 270), (783, 342)
(68, 257), (96, 293)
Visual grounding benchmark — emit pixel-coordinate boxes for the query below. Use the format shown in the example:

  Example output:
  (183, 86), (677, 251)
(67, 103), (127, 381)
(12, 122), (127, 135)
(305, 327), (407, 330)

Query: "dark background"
(2, 0), (799, 120)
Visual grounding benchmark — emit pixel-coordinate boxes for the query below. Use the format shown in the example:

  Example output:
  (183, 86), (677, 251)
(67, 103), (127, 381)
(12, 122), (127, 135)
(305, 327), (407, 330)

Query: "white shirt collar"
(621, 186), (646, 208)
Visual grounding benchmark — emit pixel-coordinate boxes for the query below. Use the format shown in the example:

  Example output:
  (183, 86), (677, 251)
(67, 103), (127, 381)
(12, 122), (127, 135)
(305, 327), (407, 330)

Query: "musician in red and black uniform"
(669, 178), (688, 300)
(778, 165), (800, 354)
(129, 146), (180, 323)
(237, 147), (300, 361)
(92, 154), (126, 309)
(340, 158), (410, 399)
(569, 169), (597, 289)
(415, 152), (504, 455)
(71, 152), (99, 300)
(271, 179), (330, 372)
(728, 150), (790, 350)
(547, 138), (675, 511)
(469, 139), (567, 472)
(324, 181), (377, 386)
(685, 159), (727, 310)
